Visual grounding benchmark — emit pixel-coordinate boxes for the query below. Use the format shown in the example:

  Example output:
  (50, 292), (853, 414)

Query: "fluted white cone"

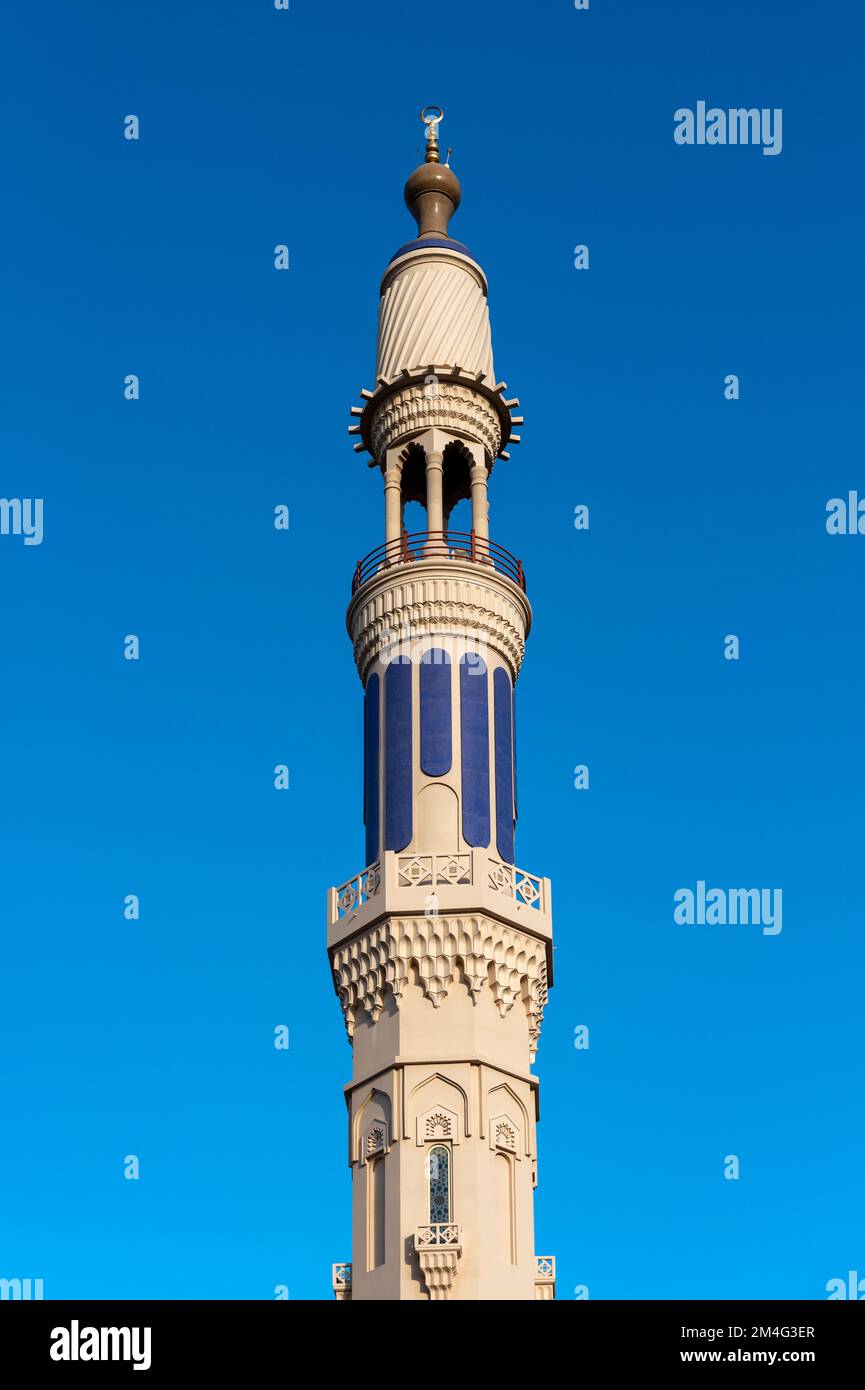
(376, 258), (494, 383)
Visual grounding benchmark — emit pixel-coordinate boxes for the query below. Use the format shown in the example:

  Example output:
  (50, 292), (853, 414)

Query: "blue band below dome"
(388, 236), (476, 264)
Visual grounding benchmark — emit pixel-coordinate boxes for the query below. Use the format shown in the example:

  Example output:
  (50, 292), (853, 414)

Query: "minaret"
(329, 108), (556, 1302)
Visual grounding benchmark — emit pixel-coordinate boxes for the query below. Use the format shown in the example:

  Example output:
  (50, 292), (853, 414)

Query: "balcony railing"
(334, 864), (381, 917)
(330, 851), (547, 926)
(331, 1262), (352, 1300)
(534, 1255), (556, 1300)
(352, 530), (526, 594)
(415, 1223), (461, 1249)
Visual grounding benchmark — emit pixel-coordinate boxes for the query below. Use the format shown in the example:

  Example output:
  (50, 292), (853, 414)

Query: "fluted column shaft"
(425, 449), (444, 554)
(384, 465), (402, 550)
(470, 462), (489, 544)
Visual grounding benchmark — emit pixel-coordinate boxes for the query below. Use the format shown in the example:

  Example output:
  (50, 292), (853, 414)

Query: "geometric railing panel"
(334, 863), (382, 919)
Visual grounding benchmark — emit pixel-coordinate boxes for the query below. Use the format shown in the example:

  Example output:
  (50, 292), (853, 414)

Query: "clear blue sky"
(2, 0), (863, 1300)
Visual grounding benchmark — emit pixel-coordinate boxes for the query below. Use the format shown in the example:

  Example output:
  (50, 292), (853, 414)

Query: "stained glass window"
(428, 1144), (451, 1224)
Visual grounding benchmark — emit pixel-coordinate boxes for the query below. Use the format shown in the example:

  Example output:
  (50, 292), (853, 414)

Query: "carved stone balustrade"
(534, 1255), (556, 1301)
(332, 1262), (352, 1301)
(328, 849), (554, 1059)
(328, 849), (552, 949)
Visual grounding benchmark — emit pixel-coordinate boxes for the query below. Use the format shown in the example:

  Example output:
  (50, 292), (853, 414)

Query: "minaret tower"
(329, 108), (556, 1302)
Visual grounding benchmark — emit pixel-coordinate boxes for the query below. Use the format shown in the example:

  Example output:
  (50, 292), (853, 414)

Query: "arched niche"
(416, 782), (459, 854)
(442, 440), (474, 524)
(410, 1071), (470, 1139)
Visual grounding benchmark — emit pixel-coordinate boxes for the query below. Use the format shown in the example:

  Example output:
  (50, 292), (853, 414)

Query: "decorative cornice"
(368, 379), (502, 461)
(381, 246), (487, 296)
(348, 365), (521, 466)
(330, 912), (549, 1061)
(346, 557), (532, 683)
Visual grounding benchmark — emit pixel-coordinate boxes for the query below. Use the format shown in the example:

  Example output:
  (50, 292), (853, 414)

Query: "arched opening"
(400, 443), (427, 531)
(447, 496), (473, 535)
(442, 441), (472, 535)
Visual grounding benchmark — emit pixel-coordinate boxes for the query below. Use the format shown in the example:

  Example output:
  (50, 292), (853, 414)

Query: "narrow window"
(428, 1145), (451, 1224)
(367, 1156), (385, 1270)
(495, 1152), (515, 1263)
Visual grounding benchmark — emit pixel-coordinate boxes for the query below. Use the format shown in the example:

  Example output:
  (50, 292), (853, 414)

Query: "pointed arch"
(410, 1071), (470, 1137)
(442, 439), (473, 523)
(486, 1081), (531, 1157)
(353, 1086), (392, 1164)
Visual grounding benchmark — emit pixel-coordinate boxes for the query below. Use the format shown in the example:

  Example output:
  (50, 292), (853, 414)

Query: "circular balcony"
(352, 530), (526, 595)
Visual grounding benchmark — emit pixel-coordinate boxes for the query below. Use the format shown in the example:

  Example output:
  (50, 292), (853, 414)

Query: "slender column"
(384, 461), (402, 554)
(470, 461), (490, 548)
(425, 449), (444, 555)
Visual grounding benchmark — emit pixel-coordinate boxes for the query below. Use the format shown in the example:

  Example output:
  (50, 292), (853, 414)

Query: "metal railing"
(352, 530), (526, 594)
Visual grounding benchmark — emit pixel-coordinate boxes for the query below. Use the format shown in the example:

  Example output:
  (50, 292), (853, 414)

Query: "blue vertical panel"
(420, 649), (452, 776)
(385, 657), (413, 851)
(512, 686), (518, 823)
(494, 667), (515, 863)
(460, 653), (490, 847)
(364, 673), (380, 865)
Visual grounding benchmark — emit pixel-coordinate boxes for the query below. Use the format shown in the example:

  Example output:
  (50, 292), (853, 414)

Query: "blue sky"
(1, 0), (863, 1300)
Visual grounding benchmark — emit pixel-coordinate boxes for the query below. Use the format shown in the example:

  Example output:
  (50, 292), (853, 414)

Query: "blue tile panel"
(363, 673), (380, 865)
(460, 653), (490, 848)
(494, 667), (515, 863)
(385, 658), (413, 851)
(420, 648), (452, 777)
